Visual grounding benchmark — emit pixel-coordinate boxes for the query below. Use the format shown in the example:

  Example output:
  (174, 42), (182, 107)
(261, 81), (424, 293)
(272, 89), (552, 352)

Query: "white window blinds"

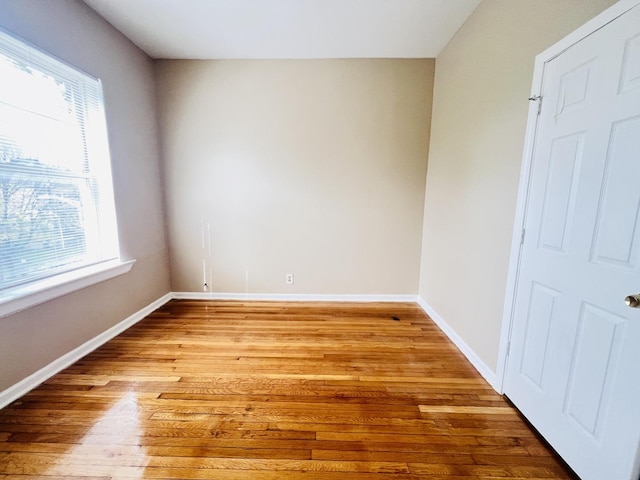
(0, 28), (119, 290)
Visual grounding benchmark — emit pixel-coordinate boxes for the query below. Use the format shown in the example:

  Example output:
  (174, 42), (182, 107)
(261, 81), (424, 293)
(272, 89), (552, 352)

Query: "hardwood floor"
(0, 300), (576, 479)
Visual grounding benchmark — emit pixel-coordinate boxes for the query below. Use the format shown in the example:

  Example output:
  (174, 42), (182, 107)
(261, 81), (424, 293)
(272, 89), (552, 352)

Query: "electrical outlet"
(286, 273), (294, 285)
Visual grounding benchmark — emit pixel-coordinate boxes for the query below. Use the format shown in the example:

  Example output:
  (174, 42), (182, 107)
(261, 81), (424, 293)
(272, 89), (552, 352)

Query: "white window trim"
(0, 259), (135, 318)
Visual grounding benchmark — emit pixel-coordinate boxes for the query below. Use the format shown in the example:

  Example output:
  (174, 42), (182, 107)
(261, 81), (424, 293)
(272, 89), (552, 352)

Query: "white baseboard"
(172, 292), (419, 303)
(417, 296), (499, 392)
(0, 292), (173, 410)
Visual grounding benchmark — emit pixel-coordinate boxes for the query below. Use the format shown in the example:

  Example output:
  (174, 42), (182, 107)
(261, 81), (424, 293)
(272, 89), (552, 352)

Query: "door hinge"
(528, 95), (542, 115)
(520, 227), (526, 245)
(506, 340), (511, 357)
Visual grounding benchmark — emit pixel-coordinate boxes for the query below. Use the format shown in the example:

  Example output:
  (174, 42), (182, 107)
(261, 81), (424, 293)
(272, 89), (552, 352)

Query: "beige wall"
(419, 0), (617, 372)
(157, 59), (433, 294)
(0, 0), (171, 391)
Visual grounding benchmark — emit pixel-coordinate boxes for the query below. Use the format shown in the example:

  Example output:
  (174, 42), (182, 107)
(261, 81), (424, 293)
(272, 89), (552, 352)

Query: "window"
(0, 28), (131, 315)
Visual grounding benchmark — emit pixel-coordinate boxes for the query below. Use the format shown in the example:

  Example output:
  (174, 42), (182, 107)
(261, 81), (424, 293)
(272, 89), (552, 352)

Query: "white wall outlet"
(286, 273), (294, 285)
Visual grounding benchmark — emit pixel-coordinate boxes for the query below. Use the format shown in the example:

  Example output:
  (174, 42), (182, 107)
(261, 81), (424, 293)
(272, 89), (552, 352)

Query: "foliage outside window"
(0, 28), (119, 292)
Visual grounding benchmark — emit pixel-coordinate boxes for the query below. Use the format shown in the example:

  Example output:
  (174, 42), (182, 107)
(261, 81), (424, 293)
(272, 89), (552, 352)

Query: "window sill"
(0, 259), (136, 318)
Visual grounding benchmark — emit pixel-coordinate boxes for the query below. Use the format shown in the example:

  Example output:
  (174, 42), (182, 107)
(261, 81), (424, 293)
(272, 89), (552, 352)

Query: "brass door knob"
(625, 294), (640, 308)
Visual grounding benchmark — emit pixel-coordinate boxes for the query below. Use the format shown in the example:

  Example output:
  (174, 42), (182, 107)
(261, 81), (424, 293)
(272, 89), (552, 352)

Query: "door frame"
(496, 0), (640, 393)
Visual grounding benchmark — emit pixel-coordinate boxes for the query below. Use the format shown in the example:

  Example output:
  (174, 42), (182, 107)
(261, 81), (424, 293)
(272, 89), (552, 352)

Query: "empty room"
(0, 0), (638, 479)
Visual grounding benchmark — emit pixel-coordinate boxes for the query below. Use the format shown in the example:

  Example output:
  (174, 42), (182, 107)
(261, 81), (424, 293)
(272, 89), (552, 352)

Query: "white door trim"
(496, 0), (640, 394)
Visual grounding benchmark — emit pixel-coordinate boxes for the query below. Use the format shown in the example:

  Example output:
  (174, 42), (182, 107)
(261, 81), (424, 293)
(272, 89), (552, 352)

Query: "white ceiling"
(82, 0), (482, 59)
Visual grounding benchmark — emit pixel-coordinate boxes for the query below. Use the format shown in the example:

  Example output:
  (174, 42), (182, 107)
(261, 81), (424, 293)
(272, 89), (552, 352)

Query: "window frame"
(0, 28), (133, 318)
(0, 259), (135, 317)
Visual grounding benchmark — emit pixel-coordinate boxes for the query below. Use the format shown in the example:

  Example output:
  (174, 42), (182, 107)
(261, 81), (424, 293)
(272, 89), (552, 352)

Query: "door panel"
(504, 5), (640, 480)
(520, 282), (558, 389)
(539, 133), (584, 253)
(619, 33), (640, 93)
(555, 60), (595, 117)
(563, 303), (625, 437)
(591, 115), (640, 267)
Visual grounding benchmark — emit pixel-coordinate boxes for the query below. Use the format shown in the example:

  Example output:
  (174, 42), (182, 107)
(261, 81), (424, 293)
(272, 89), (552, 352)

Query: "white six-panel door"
(504, 3), (640, 479)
